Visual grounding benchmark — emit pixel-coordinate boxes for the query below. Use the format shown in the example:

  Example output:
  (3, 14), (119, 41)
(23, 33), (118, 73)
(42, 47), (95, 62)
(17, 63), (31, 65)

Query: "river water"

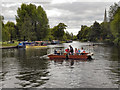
(0, 41), (120, 88)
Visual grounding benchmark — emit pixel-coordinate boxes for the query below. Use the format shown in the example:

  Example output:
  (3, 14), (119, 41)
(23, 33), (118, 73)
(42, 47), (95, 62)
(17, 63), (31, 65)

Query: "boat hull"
(48, 53), (92, 60)
(26, 45), (47, 49)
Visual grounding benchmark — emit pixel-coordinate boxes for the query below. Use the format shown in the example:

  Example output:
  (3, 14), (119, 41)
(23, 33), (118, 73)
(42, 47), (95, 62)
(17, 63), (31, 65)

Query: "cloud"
(2, 3), (21, 8)
(118, 1), (120, 6)
(0, 2), (1, 14)
(50, 0), (119, 4)
(2, 0), (50, 3)
(51, 0), (77, 4)
(46, 9), (62, 17)
(43, 2), (115, 35)
(65, 28), (80, 35)
(2, 0), (119, 3)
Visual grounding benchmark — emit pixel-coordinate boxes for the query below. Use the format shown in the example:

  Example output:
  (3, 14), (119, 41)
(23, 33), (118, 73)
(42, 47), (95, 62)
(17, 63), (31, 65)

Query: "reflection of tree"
(109, 46), (120, 85)
(16, 69), (49, 87)
(53, 59), (64, 65)
(2, 49), (16, 58)
(2, 48), (49, 87)
(15, 48), (49, 87)
(16, 48), (48, 69)
(2, 49), (20, 82)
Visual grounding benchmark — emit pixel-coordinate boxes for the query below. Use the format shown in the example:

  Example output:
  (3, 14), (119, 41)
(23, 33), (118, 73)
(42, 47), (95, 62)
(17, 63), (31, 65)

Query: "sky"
(1, 0), (120, 35)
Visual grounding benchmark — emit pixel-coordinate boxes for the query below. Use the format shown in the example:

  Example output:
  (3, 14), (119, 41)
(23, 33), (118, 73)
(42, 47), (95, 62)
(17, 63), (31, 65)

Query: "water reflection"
(82, 44), (120, 86)
(44, 42), (119, 88)
(1, 41), (120, 88)
(48, 59), (93, 67)
(2, 48), (49, 88)
(109, 46), (120, 85)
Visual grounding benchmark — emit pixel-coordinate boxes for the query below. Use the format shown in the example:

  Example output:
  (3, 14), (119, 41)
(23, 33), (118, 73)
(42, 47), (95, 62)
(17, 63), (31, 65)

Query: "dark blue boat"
(18, 42), (33, 48)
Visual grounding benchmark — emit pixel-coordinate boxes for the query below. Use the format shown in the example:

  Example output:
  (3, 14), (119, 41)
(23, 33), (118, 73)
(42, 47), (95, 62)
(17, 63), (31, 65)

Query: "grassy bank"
(2, 41), (19, 47)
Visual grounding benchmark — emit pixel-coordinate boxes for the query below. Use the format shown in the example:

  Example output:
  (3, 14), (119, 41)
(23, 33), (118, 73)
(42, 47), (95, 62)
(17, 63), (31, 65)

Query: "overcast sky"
(1, 0), (120, 35)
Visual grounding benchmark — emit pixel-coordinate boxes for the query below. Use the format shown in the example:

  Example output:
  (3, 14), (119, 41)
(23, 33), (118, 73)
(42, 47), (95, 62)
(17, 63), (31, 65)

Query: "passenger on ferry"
(81, 47), (85, 55)
(57, 50), (60, 55)
(77, 49), (81, 55)
(65, 48), (69, 53)
(69, 45), (74, 55)
(59, 49), (62, 55)
(75, 48), (78, 55)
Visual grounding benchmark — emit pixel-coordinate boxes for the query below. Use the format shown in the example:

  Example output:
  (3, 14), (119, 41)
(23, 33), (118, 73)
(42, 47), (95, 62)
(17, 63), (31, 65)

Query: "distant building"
(104, 9), (107, 22)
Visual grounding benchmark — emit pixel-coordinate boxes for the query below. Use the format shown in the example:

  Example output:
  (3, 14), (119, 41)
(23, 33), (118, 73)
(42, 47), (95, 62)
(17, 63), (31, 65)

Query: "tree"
(0, 15), (4, 42)
(110, 7), (120, 45)
(52, 23), (67, 40)
(77, 25), (92, 41)
(73, 35), (77, 40)
(100, 22), (114, 43)
(109, 3), (119, 21)
(77, 25), (87, 40)
(65, 31), (73, 40)
(2, 26), (10, 42)
(3, 21), (16, 42)
(89, 21), (101, 41)
(1, 16), (10, 41)
(44, 28), (55, 41)
(16, 3), (49, 41)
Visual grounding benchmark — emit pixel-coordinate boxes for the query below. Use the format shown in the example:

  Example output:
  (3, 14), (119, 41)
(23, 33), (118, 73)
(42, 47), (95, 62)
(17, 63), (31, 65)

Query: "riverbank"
(0, 40), (70, 49)
(2, 41), (18, 46)
(0, 46), (18, 49)
(0, 41), (18, 49)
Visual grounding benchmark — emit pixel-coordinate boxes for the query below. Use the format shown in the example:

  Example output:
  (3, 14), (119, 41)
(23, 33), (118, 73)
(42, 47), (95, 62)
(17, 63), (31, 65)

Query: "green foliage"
(16, 3), (49, 41)
(0, 16), (2, 42)
(89, 21), (101, 41)
(63, 34), (68, 40)
(52, 23), (67, 40)
(109, 3), (119, 21)
(77, 25), (88, 40)
(2, 21), (16, 41)
(2, 26), (10, 41)
(77, 22), (102, 42)
(113, 38), (120, 46)
(2, 41), (19, 47)
(110, 7), (120, 45)
(65, 31), (73, 40)
(73, 35), (77, 40)
(43, 28), (55, 41)
(100, 22), (114, 43)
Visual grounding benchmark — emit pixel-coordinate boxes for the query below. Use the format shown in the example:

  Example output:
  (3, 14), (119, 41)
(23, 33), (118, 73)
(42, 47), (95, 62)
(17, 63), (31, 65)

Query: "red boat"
(48, 53), (93, 60)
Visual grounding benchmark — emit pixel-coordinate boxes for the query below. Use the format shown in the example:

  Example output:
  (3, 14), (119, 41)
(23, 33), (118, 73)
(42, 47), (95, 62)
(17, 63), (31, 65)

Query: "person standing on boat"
(54, 49), (57, 54)
(69, 45), (74, 55)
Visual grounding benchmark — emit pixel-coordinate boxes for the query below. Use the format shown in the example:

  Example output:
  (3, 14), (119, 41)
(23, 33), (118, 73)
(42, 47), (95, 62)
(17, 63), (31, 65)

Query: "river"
(0, 41), (120, 88)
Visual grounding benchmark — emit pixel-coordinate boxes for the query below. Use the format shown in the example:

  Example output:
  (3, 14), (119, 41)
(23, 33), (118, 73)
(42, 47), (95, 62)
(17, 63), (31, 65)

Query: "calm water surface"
(1, 41), (120, 88)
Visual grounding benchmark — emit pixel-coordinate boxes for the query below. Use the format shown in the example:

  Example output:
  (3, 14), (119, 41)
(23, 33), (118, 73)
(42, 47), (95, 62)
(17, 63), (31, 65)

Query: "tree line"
(1, 2), (120, 46)
(77, 3), (120, 46)
(1, 3), (73, 42)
